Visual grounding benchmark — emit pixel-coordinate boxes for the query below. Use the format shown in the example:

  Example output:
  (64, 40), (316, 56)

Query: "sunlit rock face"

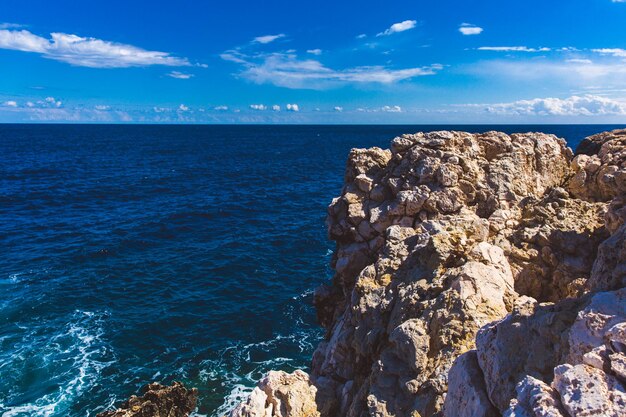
(231, 130), (626, 417)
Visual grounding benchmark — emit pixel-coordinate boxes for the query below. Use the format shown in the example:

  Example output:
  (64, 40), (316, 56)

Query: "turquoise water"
(0, 124), (620, 416)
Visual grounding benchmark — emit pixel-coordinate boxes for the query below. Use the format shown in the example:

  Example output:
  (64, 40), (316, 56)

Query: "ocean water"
(0, 124), (622, 417)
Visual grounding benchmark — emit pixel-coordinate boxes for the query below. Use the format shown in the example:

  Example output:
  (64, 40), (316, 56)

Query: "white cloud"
(381, 105), (402, 112)
(356, 34), (367, 39)
(478, 46), (551, 52)
(472, 95), (626, 116)
(459, 23), (483, 35)
(0, 29), (190, 68)
(3, 96), (63, 108)
(153, 107), (169, 113)
(0, 23), (24, 30)
(592, 48), (626, 57)
(178, 104), (189, 112)
(612, 0), (626, 3)
(377, 20), (417, 36)
(253, 34), (285, 44)
(334, 106), (343, 112)
(286, 103), (299, 112)
(307, 49), (322, 55)
(250, 104), (267, 110)
(469, 58), (626, 88)
(222, 51), (441, 89)
(94, 105), (110, 111)
(214, 105), (229, 111)
(167, 71), (194, 79)
(272, 105), (281, 111)
(567, 58), (593, 64)
(45, 96), (62, 107)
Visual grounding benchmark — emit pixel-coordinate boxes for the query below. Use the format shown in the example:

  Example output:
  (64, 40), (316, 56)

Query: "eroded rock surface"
(232, 129), (626, 417)
(97, 382), (198, 417)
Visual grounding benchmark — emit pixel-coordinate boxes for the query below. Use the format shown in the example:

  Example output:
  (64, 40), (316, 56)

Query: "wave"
(0, 310), (115, 417)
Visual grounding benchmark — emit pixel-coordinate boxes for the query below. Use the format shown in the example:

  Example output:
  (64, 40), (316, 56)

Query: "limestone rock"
(442, 351), (498, 417)
(504, 376), (566, 417)
(587, 223), (626, 292)
(568, 129), (626, 202)
(230, 370), (321, 417)
(552, 364), (626, 417)
(505, 188), (608, 302)
(475, 297), (584, 412)
(96, 382), (197, 417)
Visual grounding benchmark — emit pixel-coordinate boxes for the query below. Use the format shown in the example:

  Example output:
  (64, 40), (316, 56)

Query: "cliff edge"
(231, 129), (626, 417)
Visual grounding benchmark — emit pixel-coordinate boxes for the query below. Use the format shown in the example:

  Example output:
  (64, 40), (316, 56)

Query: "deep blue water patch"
(0, 124), (622, 416)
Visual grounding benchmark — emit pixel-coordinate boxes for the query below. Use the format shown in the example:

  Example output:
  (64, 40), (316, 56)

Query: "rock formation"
(231, 129), (626, 417)
(97, 382), (198, 417)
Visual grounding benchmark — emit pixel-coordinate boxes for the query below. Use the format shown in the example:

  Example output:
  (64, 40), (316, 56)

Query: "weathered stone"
(552, 364), (626, 417)
(97, 382), (198, 417)
(230, 370), (321, 417)
(504, 376), (567, 417)
(568, 129), (626, 202)
(443, 351), (499, 417)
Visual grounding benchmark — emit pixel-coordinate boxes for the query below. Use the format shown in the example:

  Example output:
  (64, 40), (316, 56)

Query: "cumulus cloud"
(334, 106), (343, 112)
(592, 48), (626, 57)
(167, 71), (194, 79)
(3, 97), (63, 108)
(272, 105), (281, 111)
(286, 103), (299, 111)
(377, 20), (417, 36)
(94, 105), (110, 111)
(0, 29), (190, 68)
(45, 96), (62, 107)
(249, 104), (267, 110)
(356, 34), (367, 39)
(221, 51), (441, 89)
(459, 23), (483, 35)
(473, 95), (626, 116)
(214, 105), (228, 111)
(478, 46), (551, 52)
(253, 34), (285, 44)
(178, 104), (189, 112)
(307, 49), (322, 55)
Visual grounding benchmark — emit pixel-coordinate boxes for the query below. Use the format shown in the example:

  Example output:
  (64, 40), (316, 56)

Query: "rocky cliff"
(231, 129), (626, 417)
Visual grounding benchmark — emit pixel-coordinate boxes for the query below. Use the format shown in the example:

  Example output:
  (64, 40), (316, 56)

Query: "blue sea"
(0, 124), (622, 417)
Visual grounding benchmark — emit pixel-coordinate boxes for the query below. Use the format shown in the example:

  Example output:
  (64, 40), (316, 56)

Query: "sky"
(2, 0), (626, 123)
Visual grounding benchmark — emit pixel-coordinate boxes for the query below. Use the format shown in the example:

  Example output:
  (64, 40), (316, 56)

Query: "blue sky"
(2, 0), (626, 123)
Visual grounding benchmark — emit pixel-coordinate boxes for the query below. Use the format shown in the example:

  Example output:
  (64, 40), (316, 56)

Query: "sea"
(0, 124), (622, 417)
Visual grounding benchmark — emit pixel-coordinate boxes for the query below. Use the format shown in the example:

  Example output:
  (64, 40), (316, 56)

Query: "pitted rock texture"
(568, 129), (626, 202)
(230, 370), (323, 417)
(232, 129), (626, 417)
(97, 382), (198, 417)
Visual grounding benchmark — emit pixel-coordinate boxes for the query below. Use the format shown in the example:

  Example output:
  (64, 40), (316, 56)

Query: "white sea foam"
(0, 310), (115, 417)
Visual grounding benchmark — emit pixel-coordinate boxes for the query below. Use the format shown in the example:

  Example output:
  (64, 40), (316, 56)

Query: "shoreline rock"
(96, 382), (198, 417)
(230, 129), (625, 417)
